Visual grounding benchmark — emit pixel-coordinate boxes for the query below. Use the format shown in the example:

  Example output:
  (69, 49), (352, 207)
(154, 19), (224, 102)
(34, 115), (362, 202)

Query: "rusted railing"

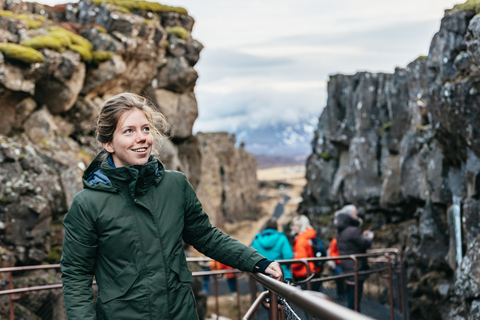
(0, 249), (407, 320)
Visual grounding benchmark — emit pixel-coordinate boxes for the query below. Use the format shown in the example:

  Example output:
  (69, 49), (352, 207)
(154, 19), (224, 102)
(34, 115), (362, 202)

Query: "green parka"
(60, 154), (264, 320)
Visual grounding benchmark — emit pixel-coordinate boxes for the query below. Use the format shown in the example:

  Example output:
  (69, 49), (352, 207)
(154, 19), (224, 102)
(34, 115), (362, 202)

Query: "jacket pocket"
(99, 263), (139, 303)
(170, 256), (193, 283)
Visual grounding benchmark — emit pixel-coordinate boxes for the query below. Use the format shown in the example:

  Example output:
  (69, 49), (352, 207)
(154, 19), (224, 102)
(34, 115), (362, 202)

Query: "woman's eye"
(124, 129), (132, 134)
(143, 127), (150, 132)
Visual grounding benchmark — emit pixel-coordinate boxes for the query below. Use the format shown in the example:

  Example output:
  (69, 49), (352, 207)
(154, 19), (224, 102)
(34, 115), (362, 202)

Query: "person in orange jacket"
(290, 215), (321, 290)
(210, 260), (237, 293)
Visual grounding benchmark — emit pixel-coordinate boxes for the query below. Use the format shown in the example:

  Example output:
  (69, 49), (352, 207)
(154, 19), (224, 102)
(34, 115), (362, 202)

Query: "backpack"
(310, 237), (327, 268)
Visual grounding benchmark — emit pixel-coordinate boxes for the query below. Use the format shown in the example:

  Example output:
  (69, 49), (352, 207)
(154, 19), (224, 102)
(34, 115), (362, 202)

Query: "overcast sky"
(38, 0), (462, 133)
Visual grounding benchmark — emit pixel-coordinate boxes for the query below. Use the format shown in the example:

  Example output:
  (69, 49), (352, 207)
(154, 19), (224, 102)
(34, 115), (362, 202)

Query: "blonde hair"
(291, 215), (311, 234)
(94, 93), (170, 157)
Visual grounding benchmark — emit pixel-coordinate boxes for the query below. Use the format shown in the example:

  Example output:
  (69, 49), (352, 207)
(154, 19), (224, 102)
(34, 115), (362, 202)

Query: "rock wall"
(299, 3), (480, 319)
(196, 132), (259, 227)
(0, 0), (257, 272)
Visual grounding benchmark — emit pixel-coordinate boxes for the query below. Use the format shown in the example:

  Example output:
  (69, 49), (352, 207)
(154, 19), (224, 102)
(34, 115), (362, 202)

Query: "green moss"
(40, 138), (50, 147)
(94, 25), (108, 33)
(317, 215), (333, 226)
(0, 196), (7, 203)
(377, 121), (392, 138)
(45, 245), (62, 263)
(19, 153), (27, 159)
(69, 44), (92, 62)
(319, 152), (332, 161)
(21, 34), (64, 51)
(415, 55), (427, 62)
(0, 10), (44, 29)
(92, 50), (114, 63)
(416, 124), (432, 131)
(164, 40), (169, 48)
(21, 27), (94, 62)
(453, 0), (480, 13)
(90, 0), (188, 15)
(0, 43), (46, 63)
(166, 26), (188, 40)
(142, 18), (156, 25)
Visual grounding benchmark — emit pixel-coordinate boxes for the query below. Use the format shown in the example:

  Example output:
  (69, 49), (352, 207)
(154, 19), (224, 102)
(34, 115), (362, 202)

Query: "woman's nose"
(135, 132), (146, 142)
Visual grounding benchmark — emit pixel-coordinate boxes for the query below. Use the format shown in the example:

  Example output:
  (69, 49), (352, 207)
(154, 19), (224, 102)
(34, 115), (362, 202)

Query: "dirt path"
(224, 165), (306, 244)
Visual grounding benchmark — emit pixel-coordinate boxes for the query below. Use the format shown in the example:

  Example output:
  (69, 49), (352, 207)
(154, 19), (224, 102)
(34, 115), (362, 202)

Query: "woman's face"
(103, 108), (153, 167)
(292, 221), (300, 235)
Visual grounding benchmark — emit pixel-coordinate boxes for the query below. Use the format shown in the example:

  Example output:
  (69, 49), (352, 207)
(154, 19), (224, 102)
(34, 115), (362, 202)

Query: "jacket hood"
(297, 227), (316, 240)
(82, 152), (164, 192)
(334, 212), (362, 232)
(254, 229), (283, 250)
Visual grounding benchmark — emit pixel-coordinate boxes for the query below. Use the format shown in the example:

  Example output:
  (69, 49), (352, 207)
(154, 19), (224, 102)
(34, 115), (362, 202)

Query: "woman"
(290, 215), (321, 289)
(251, 217), (293, 280)
(60, 93), (282, 320)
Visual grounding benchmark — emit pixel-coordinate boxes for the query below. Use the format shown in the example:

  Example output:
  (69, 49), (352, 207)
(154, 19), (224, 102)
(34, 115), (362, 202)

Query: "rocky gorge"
(299, 1), (480, 319)
(0, 0), (258, 318)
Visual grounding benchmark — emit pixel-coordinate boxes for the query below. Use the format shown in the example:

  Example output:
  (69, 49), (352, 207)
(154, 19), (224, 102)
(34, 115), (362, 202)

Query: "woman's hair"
(94, 93), (170, 157)
(291, 215), (311, 234)
(264, 218), (278, 231)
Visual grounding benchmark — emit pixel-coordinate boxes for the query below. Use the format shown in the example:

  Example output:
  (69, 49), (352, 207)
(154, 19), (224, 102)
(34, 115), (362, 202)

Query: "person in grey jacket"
(334, 205), (373, 311)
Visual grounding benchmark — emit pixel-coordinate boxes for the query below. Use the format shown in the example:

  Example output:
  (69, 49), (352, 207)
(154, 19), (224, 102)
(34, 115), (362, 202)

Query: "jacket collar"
(83, 152), (165, 192)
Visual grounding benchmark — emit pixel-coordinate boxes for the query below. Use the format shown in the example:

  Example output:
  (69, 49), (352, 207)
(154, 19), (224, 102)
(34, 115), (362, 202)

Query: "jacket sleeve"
(60, 193), (98, 320)
(351, 228), (372, 251)
(181, 176), (265, 272)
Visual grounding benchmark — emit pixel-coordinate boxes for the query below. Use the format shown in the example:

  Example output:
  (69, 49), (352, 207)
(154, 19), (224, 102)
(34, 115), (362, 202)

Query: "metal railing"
(0, 249), (407, 320)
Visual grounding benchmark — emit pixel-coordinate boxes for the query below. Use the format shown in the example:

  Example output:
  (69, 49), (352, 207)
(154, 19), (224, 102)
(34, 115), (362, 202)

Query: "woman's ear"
(103, 142), (114, 153)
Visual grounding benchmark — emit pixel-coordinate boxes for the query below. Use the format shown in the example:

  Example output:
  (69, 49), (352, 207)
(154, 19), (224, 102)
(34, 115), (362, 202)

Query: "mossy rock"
(0, 10), (44, 29)
(90, 0), (187, 15)
(92, 50), (114, 63)
(414, 55), (427, 62)
(453, 0), (480, 13)
(93, 25), (108, 33)
(319, 152), (332, 161)
(0, 43), (45, 63)
(69, 43), (92, 62)
(21, 26), (94, 62)
(45, 245), (62, 263)
(21, 34), (64, 51)
(377, 121), (392, 138)
(167, 26), (188, 40)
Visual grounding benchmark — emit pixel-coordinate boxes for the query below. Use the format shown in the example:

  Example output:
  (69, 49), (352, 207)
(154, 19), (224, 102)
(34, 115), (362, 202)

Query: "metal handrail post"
(214, 274), (219, 320)
(386, 254), (395, 320)
(270, 289), (279, 320)
(236, 275), (241, 320)
(351, 256), (359, 312)
(242, 291), (269, 320)
(9, 271), (13, 320)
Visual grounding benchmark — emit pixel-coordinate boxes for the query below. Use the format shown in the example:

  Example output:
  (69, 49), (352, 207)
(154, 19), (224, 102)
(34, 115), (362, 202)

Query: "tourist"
(334, 205), (374, 311)
(290, 214), (322, 290)
(60, 93), (282, 320)
(252, 217), (294, 280)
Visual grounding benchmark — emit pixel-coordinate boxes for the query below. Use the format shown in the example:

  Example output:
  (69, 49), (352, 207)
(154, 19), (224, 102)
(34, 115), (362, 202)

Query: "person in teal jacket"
(251, 218), (293, 280)
(60, 93), (282, 320)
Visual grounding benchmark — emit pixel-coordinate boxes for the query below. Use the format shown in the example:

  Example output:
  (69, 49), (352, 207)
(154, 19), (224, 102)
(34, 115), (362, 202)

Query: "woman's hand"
(265, 261), (283, 281)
